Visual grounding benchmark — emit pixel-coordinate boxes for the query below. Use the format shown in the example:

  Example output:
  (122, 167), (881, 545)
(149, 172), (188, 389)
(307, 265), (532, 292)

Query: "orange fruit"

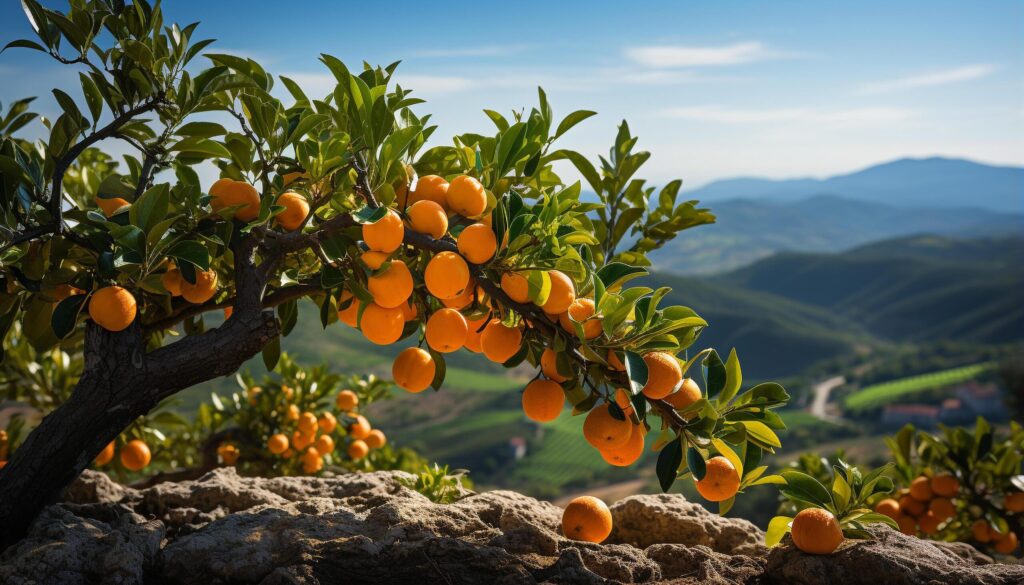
(349, 414), (371, 440)
(180, 268), (218, 304)
(607, 350), (626, 371)
(318, 412), (338, 434)
(446, 175), (487, 217)
(401, 300), (419, 322)
(995, 531), (1019, 554)
(1005, 492), (1024, 512)
(441, 282), (476, 310)
(410, 175), (449, 209)
(896, 514), (917, 535)
(361, 251), (390, 270)
(614, 388), (635, 416)
(217, 443), (240, 465)
(223, 306), (233, 320)
(641, 352), (682, 400)
(909, 476), (933, 501)
(663, 377), (701, 414)
(463, 317), (487, 353)
(695, 456), (741, 502)
(246, 386), (261, 404)
(338, 292), (362, 327)
(930, 474), (959, 498)
(301, 447), (323, 474)
(365, 429), (387, 450)
(368, 259), (414, 309)
(562, 496), (613, 543)
(267, 434), (289, 455)
(119, 440), (151, 471)
(406, 200), (448, 239)
(899, 494), (926, 517)
(335, 390), (359, 411)
(929, 497), (955, 521)
(292, 430), (312, 451)
(360, 303), (405, 345)
(274, 191), (310, 231)
(501, 272), (530, 304)
(94, 441), (115, 466)
(521, 379), (565, 422)
(540, 347), (570, 382)
(286, 404), (300, 421)
(541, 270), (576, 315)
(918, 510), (942, 535)
(425, 308), (468, 353)
(480, 319), (523, 363)
(791, 508), (844, 554)
(600, 425), (645, 467)
(347, 439), (370, 460)
(362, 209), (404, 253)
(559, 298), (602, 339)
(425, 251), (470, 300)
(457, 223), (497, 264)
(53, 283), (85, 301)
(314, 434), (335, 455)
(209, 178), (261, 221)
(971, 520), (992, 542)
(95, 195), (129, 217)
(392, 347), (436, 393)
(88, 286), (137, 332)
(583, 403), (633, 450)
(874, 498), (901, 520)
(161, 265), (183, 296)
(298, 411), (318, 435)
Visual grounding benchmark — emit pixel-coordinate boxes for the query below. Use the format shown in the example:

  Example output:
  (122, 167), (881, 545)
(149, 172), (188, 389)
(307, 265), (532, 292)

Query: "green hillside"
(843, 361), (997, 412)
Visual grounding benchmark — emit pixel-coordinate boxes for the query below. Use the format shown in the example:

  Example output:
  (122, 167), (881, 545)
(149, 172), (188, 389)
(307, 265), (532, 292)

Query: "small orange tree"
(0, 0), (789, 547)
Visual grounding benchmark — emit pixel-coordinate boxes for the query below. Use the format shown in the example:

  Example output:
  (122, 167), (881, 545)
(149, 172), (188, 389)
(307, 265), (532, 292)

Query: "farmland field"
(843, 362), (996, 411)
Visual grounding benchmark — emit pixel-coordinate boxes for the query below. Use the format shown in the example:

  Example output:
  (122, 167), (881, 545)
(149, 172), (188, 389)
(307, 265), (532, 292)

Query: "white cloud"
(661, 105), (916, 126)
(624, 42), (783, 68)
(859, 64), (997, 94)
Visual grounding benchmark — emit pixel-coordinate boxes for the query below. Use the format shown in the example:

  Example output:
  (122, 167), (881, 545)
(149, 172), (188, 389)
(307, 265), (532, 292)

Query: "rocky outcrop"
(0, 468), (1020, 584)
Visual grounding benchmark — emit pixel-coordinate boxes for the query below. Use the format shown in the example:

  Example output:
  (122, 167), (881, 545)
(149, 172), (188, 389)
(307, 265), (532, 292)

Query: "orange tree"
(0, 0), (790, 547)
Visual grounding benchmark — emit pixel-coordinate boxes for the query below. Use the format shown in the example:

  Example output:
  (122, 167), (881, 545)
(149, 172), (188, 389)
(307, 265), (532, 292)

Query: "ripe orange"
(368, 259), (414, 309)
(274, 191), (310, 231)
(347, 439), (370, 460)
(361, 251), (390, 270)
(463, 317), (487, 353)
(614, 388), (635, 416)
(88, 286), (137, 332)
(971, 520), (992, 542)
(217, 443), (240, 465)
(301, 447), (323, 474)
(500, 272), (530, 304)
(120, 440), (151, 471)
(95, 195), (129, 217)
(929, 497), (955, 521)
(360, 303), (405, 345)
(180, 268), (218, 304)
(298, 412), (318, 435)
(161, 265), (183, 296)
(446, 175), (487, 217)
(641, 352), (682, 399)
(695, 456), (741, 502)
(349, 414), (371, 440)
(314, 434), (335, 455)
(362, 209), (404, 253)
(94, 441), (115, 466)
(365, 429), (387, 450)
(540, 347), (570, 382)
(286, 404), (300, 422)
(318, 412), (338, 434)
(583, 403), (633, 450)
(896, 514), (917, 535)
(441, 282), (476, 310)
(401, 300), (419, 321)
(292, 430), (312, 451)
(521, 379), (565, 422)
(267, 434), (289, 455)
(994, 531), (1018, 554)
(480, 319), (523, 363)
(874, 498), (901, 520)
(930, 474), (959, 498)
(791, 508), (844, 555)
(562, 496), (613, 543)
(209, 178), (261, 221)
(425, 251), (470, 300)
(338, 292), (362, 327)
(541, 271), (576, 315)
(425, 308), (468, 353)
(406, 200), (448, 239)
(457, 223), (497, 264)
(899, 494), (926, 517)
(336, 390), (359, 411)
(600, 425), (645, 466)
(559, 298), (602, 339)
(909, 476), (933, 501)
(392, 347), (436, 393)
(663, 377), (701, 414)
(1005, 492), (1024, 512)
(918, 510), (942, 535)
(410, 175), (449, 209)
(607, 350), (626, 371)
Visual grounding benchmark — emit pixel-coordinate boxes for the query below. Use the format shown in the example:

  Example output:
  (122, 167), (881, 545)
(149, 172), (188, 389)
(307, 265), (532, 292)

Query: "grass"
(843, 362), (996, 411)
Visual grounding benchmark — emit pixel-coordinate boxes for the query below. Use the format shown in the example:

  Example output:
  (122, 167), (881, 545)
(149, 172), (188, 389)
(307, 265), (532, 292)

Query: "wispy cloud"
(859, 64), (997, 94)
(411, 45), (531, 58)
(661, 105), (916, 126)
(624, 42), (788, 68)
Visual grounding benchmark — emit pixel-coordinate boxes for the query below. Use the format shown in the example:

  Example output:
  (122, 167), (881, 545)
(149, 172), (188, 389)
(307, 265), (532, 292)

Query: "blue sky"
(1, 0), (1022, 188)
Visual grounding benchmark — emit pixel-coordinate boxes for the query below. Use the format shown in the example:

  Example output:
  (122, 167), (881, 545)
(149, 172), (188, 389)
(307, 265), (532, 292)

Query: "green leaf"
(741, 420), (782, 449)
(765, 516), (793, 547)
(51, 294), (87, 339)
(779, 471), (834, 508)
(623, 350), (648, 395)
(849, 512), (899, 531)
(718, 348), (742, 405)
(262, 335), (281, 370)
(687, 446), (706, 481)
(554, 110), (597, 139)
(596, 262), (647, 291)
(353, 206), (387, 224)
(167, 240), (210, 270)
(129, 183), (169, 234)
(704, 350), (726, 398)
(832, 473), (852, 511)
(657, 436), (683, 492)
(176, 121), (227, 138)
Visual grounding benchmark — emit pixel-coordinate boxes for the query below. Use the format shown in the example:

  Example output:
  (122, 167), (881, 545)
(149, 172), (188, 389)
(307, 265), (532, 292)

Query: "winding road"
(810, 375), (846, 423)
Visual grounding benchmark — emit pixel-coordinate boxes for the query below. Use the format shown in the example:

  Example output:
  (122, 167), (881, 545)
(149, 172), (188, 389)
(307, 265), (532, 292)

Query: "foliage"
(843, 362), (997, 412)
(401, 463), (473, 504)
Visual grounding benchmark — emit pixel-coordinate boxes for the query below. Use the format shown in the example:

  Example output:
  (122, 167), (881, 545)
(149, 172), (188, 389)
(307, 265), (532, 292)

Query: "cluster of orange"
(92, 438), (152, 471)
(261, 388), (386, 474)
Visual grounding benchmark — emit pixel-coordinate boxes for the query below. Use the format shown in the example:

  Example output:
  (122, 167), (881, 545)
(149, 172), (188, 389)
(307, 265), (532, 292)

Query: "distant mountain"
(688, 157), (1023, 213)
(648, 194), (1022, 274)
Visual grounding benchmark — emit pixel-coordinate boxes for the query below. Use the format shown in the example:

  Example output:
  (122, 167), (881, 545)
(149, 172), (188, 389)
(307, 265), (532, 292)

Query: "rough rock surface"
(0, 468), (1019, 584)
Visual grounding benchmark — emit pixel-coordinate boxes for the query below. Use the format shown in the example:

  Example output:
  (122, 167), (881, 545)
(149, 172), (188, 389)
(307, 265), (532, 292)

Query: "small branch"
(352, 152), (380, 209)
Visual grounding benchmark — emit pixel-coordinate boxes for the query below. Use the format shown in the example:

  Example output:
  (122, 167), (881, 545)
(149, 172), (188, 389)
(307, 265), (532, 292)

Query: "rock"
(3, 468), (1022, 585)
(765, 525), (1024, 585)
